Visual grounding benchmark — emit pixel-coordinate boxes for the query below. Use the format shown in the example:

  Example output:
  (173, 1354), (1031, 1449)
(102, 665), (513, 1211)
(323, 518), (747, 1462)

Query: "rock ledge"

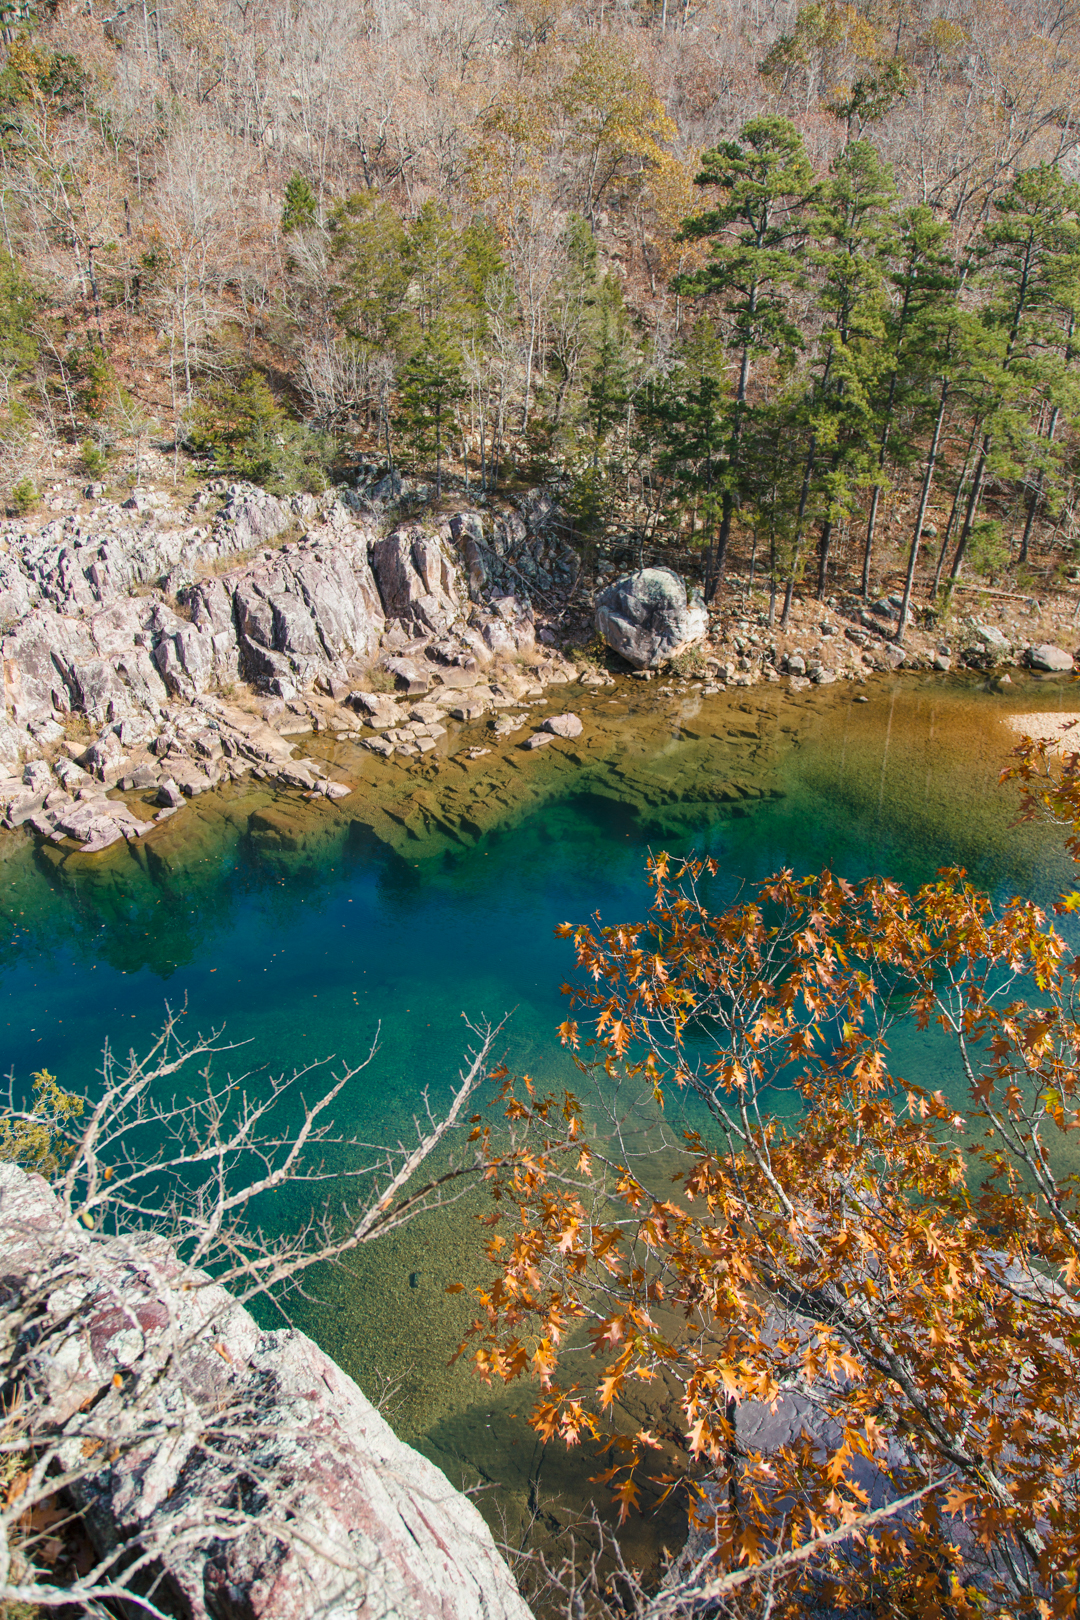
(0, 1162), (533, 1620)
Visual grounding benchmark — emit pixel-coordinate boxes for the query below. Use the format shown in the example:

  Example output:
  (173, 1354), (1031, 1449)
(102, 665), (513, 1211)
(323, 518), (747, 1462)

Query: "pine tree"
(545, 214), (601, 432)
(281, 173), (318, 235)
(457, 216), (509, 491)
(800, 139), (896, 602)
(649, 317), (729, 568)
(676, 117), (814, 599)
(585, 273), (632, 462)
(395, 203), (471, 498)
(861, 204), (957, 597)
(740, 389), (811, 624)
(330, 192), (409, 460)
(947, 164), (1080, 583)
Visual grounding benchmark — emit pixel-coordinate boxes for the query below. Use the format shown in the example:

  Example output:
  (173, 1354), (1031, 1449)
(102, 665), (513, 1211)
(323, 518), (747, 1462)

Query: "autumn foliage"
(461, 742), (1080, 1616)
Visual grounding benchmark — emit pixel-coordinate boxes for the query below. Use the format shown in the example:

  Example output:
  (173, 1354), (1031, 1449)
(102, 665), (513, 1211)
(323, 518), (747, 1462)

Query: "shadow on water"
(0, 671), (1077, 1579)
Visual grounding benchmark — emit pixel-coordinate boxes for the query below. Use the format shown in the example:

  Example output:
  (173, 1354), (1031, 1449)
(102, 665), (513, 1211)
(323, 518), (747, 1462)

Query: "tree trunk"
(706, 488), (734, 603)
(931, 419), (980, 597)
(897, 380), (949, 642)
(817, 449), (843, 599)
(478, 395), (487, 493)
(816, 518), (833, 599)
(706, 327), (754, 605)
(862, 484), (882, 598)
(435, 402), (442, 499)
(782, 437), (817, 629)
(948, 440), (989, 581)
(1018, 405), (1060, 565)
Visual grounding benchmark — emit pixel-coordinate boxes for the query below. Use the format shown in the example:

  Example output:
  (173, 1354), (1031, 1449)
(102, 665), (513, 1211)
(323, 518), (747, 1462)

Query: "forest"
(2, 0), (1080, 610)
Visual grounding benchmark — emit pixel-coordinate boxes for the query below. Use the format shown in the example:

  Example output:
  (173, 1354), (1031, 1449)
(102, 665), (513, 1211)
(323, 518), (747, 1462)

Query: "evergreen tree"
(947, 164), (1080, 582)
(331, 192), (409, 460)
(740, 388), (811, 624)
(585, 273), (632, 461)
(677, 117), (814, 598)
(396, 204), (468, 497)
(861, 204), (957, 596)
(895, 298), (965, 639)
(1013, 205), (1080, 566)
(799, 139), (896, 603)
(457, 216), (510, 490)
(396, 325), (467, 498)
(649, 317), (728, 572)
(0, 250), (36, 379)
(281, 173), (318, 235)
(545, 214), (601, 432)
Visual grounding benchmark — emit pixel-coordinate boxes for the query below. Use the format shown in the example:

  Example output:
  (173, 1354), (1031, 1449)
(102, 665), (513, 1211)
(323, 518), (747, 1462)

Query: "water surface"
(1, 670), (1075, 1571)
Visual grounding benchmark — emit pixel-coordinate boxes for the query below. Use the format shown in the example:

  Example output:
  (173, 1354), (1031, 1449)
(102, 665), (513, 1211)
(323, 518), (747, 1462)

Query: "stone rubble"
(645, 582), (1080, 695)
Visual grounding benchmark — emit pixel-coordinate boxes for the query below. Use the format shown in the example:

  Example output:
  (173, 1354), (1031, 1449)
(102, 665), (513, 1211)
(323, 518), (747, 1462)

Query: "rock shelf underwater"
(3, 663), (1075, 922)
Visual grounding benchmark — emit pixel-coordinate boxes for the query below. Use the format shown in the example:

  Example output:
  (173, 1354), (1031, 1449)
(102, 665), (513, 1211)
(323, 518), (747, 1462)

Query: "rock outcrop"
(0, 1162), (533, 1620)
(595, 568), (708, 669)
(450, 492), (578, 607)
(0, 482), (580, 842)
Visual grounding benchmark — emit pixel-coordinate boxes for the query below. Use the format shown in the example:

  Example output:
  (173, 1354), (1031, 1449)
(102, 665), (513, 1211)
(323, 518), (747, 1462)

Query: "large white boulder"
(594, 568), (708, 669)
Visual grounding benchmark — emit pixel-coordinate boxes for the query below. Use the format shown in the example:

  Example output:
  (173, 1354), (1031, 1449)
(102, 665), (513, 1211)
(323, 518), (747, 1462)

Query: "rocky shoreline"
(0, 477), (1077, 861)
(0, 481), (584, 853)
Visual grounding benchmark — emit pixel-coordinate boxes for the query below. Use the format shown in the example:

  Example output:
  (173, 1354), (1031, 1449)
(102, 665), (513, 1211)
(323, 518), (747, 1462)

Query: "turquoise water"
(2, 678), (1069, 1116)
(0, 672), (1075, 1567)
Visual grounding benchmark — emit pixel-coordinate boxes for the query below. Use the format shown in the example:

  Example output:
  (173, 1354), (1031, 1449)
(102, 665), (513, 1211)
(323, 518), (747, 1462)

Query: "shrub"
(188, 371), (333, 496)
(282, 172), (318, 234)
(79, 437), (110, 478)
(669, 642), (708, 677)
(0, 252), (37, 381)
(564, 465), (607, 539)
(9, 476), (37, 516)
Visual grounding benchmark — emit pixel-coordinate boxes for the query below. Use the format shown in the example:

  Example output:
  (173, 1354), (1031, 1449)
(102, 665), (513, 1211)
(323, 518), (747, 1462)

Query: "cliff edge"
(0, 1161), (533, 1620)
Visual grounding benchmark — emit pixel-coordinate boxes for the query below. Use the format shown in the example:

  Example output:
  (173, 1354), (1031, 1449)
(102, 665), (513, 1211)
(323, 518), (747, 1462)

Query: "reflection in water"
(0, 671), (1076, 1574)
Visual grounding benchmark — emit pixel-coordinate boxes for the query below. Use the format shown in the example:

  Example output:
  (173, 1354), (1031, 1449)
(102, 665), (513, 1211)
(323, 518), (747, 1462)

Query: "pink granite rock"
(0, 1164), (533, 1620)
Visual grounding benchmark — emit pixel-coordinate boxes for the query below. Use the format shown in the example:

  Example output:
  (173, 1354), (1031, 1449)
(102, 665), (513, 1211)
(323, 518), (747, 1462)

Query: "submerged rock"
(594, 569), (708, 669)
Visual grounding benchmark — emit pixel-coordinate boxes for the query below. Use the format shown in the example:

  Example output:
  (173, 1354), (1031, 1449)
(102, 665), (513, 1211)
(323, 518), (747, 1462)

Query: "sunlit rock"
(0, 1163), (534, 1620)
(594, 568), (708, 669)
(1027, 642), (1075, 672)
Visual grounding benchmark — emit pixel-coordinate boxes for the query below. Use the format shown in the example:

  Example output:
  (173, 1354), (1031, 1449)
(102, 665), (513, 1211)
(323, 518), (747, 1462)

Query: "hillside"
(1, 0), (1080, 607)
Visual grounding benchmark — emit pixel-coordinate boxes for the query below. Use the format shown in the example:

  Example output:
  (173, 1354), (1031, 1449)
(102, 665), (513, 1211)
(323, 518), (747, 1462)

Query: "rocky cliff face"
(0, 1161), (534, 1620)
(0, 482), (580, 851)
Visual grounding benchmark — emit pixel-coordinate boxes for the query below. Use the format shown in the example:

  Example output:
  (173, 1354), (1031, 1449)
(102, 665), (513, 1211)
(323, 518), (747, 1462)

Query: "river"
(1, 668), (1075, 1578)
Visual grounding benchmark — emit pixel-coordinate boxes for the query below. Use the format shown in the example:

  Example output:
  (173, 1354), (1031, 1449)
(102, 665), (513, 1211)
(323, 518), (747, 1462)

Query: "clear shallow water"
(1, 671), (1077, 1568)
